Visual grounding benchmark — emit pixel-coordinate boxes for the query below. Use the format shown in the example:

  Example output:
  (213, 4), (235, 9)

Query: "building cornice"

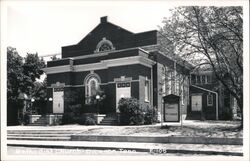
(47, 79), (140, 88)
(51, 45), (157, 62)
(43, 56), (156, 74)
(42, 65), (72, 74)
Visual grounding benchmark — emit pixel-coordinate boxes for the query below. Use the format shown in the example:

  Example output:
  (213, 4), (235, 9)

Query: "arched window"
(94, 37), (115, 53)
(99, 43), (112, 52)
(84, 73), (101, 104)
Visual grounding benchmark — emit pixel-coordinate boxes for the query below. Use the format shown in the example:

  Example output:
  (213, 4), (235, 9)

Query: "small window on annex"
(162, 67), (166, 96)
(201, 75), (206, 84)
(196, 75), (201, 84)
(207, 94), (213, 106)
(207, 75), (212, 84)
(191, 74), (196, 84)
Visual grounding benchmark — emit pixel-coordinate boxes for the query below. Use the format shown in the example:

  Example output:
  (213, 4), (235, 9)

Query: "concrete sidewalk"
(7, 140), (243, 156)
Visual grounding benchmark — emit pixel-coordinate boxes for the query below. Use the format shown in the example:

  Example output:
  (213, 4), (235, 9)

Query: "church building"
(43, 16), (192, 124)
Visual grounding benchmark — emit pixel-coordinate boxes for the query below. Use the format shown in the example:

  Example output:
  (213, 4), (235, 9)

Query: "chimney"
(101, 16), (108, 23)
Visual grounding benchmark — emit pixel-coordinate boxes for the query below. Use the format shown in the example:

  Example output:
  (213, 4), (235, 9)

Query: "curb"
(71, 135), (243, 145)
(7, 143), (243, 156)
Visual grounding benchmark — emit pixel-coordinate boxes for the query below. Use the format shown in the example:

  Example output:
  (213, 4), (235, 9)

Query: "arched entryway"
(84, 72), (101, 104)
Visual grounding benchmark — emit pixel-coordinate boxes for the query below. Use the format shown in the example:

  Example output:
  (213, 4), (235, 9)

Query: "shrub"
(62, 104), (82, 125)
(118, 98), (158, 125)
(75, 116), (86, 125)
(144, 105), (158, 125)
(118, 113), (130, 125)
(118, 98), (144, 125)
(61, 106), (99, 125)
(75, 113), (95, 125)
(69, 104), (82, 117)
(23, 112), (30, 125)
(61, 112), (75, 125)
(82, 104), (97, 113)
(85, 116), (96, 125)
(220, 107), (233, 120)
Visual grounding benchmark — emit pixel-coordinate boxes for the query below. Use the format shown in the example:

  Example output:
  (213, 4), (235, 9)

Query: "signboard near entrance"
(164, 103), (179, 122)
(163, 94), (180, 122)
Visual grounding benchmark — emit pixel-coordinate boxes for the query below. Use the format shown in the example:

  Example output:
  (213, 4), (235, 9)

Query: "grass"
(75, 120), (243, 138)
(7, 120), (243, 138)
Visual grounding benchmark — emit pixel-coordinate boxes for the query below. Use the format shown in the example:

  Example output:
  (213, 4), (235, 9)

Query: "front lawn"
(7, 120), (242, 138)
(77, 120), (242, 138)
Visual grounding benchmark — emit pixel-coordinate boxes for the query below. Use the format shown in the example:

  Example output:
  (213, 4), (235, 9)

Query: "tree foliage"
(22, 53), (46, 96)
(160, 6), (243, 122)
(7, 47), (24, 102)
(7, 47), (46, 115)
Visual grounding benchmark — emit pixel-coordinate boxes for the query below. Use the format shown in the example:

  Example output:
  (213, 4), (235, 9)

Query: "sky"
(7, 1), (175, 58)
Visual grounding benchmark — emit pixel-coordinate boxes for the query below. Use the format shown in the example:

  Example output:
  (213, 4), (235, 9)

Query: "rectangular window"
(54, 87), (64, 92)
(166, 76), (171, 95)
(181, 82), (184, 105)
(196, 75), (201, 84)
(176, 74), (180, 95)
(162, 75), (166, 96)
(207, 94), (213, 106)
(191, 75), (196, 84)
(186, 78), (190, 105)
(201, 75), (206, 84)
(145, 80), (150, 102)
(165, 66), (171, 95)
(171, 71), (175, 94)
(207, 75), (211, 84)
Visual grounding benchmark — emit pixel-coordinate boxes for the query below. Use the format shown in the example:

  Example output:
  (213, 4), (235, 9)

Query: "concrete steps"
(7, 133), (71, 137)
(7, 130), (74, 141)
(99, 115), (117, 125)
(7, 136), (71, 141)
(7, 130), (76, 134)
(28, 116), (47, 126)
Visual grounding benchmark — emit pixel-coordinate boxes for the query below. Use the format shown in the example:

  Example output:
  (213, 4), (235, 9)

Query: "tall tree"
(7, 47), (24, 102)
(160, 6), (243, 124)
(7, 47), (47, 124)
(7, 47), (25, 125)
(22, 53), (46, 97)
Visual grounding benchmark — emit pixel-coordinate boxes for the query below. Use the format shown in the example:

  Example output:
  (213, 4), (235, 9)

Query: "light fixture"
(96, 95), (100, 100)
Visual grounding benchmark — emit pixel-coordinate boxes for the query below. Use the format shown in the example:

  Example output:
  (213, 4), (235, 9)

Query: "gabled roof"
(61, 16), (157, 58)
(77, 16), (134, 45)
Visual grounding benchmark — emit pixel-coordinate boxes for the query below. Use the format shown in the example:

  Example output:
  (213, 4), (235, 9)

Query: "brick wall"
(62, 21), (157, 58)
